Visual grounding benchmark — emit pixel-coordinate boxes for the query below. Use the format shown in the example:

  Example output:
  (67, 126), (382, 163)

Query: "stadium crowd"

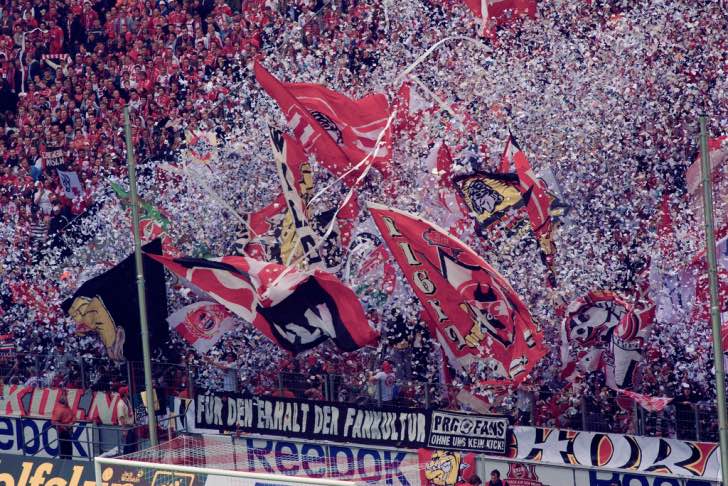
(0, 0), (726, 441)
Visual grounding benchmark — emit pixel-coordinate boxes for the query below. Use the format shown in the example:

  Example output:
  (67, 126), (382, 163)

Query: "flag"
(231, 195), (287, 259)
(419, 143), (470, 235)
(618, 390), (673, 413)
(61, 239), (170, 362)
(255, 62), (392, 185)
(0, 334), (15, 360)
(343, 219), (397, 317)
(393, 82), (436, 135)
(369, 203), (547, 385)
(57, 170), (85, 199)
(561, 289), (654, 389)
(111, 182), (178, 255)
(185, 129), (218, 164)
(149, 254), (378, 354)
(453, 171), (526, 233)
(418, 449), (477, 486)
(168, 301), (236, 353)
(270, 127), (342, 270)
(501, 135), (559, 285)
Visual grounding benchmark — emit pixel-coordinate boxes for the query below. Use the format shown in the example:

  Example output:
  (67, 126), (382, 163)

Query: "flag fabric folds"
(149, 253), (378, 354)
(255, 62), (392, 185)
(185, 129), (218, 164)
(61, 239), (169, 362)
(454, 134), (560, 285)
(369, 203), (547, 385)
(168, 301), (236, 353)
(561, 288), (655, 390)
(618, 390), (673, 413)
(57, 170), (85, 199)
(269, 126), (342, 270)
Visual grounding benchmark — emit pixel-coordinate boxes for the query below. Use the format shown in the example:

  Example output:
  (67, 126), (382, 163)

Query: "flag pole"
(699, 114), (727, 484)
(123, 107), (159, 446)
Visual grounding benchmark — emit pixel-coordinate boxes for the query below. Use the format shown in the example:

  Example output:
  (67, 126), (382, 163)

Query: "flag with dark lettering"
(255, 62), (392, 185)
(369, 203), (547, 385)
(418, 449), (477, 486)
(149, 254), (378, 353)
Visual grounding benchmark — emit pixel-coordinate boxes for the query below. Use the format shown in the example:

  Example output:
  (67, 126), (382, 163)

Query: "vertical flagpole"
(699, 114), (728, 485)
(123, 107), (159, 446)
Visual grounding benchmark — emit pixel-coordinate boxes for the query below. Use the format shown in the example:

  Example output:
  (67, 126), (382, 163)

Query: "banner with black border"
(193, 393), (508, 455)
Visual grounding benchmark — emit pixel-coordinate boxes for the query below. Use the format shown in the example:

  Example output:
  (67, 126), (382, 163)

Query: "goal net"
(95, 435), (423, 486)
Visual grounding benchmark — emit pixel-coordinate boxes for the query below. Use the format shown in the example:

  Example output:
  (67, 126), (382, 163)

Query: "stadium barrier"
(162, 394), (722, 484)
(0, 351), (720, 440)
(96, 434), (722, 486)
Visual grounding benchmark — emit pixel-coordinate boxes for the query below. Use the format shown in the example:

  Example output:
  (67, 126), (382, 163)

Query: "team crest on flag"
(561, 288), (655, 389)
(168, 301), (236, 353)
(149, 254), (377, 354)
(255, 62), (392, 185)
(369, 203), (546, 386)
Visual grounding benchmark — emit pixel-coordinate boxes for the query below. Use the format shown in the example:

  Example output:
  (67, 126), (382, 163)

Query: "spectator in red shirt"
(51, 392), (75, 459)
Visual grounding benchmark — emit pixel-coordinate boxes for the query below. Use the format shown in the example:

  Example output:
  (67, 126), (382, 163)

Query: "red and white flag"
(618, 389), (673, 413)
(168, 301), (236, 353)
(255, 62), (392, 185)
(57, 170), (85, 199)
(149, 254), (378, 354)
(369, 203), (547, 385)
(393, 82), (436, 135)
(501, 134), (558, 285)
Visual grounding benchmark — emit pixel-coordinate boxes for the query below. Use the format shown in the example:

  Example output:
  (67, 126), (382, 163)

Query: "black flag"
(61, 239), (169, 362)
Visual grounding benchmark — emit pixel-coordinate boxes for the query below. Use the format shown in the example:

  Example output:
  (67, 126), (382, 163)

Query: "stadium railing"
(1, 352), (719, 440)
(12, 412), (188, 460)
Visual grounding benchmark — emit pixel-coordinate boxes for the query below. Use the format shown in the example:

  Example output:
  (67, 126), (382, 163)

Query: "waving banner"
(194, 392), (508, 455)
(255, 62), (392, 185)
(455, 135), (563, 286)
(368, 203), (547, 385)
(269, 127), (342, 270)
(149, 254), (377, 354)
(561, 288), (655, 389)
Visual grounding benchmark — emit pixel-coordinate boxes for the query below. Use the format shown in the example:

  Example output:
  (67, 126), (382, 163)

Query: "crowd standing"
(0, 0), (727, 441)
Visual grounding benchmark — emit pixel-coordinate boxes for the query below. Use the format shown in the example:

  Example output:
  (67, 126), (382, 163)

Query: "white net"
(103, 435), (423, 486)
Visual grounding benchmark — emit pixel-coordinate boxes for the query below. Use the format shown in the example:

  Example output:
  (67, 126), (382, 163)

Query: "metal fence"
(0, 352), (719, 440)
(15, 413), (188, 460)
(191, 369), (719, 441)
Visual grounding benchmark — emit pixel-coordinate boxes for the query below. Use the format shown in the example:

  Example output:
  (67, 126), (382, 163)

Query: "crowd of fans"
(0, 0), (727, 442)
